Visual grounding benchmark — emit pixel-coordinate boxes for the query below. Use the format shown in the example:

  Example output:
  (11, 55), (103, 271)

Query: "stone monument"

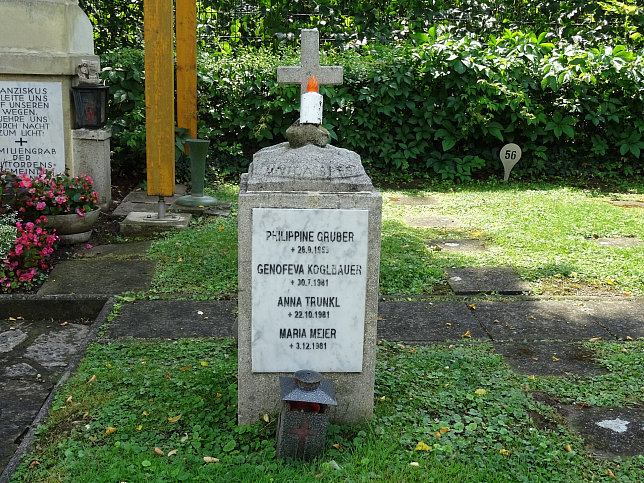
(0, 0), (111, 209)
(237, 29), (382, 425)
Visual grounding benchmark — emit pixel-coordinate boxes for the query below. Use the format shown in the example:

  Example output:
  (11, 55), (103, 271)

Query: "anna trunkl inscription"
(252, 208), (368, 373)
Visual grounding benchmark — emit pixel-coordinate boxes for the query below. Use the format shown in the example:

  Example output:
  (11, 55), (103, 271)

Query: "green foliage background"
(85, 1), (644, 181)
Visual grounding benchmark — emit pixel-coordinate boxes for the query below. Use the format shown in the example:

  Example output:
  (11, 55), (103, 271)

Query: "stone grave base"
(119, 212), (191, 235)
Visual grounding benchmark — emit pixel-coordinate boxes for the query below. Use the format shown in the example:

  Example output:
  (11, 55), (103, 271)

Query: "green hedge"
(102, 31), (644, 181)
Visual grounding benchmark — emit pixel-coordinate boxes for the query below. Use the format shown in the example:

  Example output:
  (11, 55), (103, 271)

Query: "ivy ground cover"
(13, 339), (644, 481)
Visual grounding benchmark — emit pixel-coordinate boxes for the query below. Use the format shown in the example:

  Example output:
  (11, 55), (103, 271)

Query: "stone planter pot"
(44, 208), (100, 245)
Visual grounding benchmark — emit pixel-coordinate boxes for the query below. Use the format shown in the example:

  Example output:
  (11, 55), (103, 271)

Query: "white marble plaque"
(0, 81), (65, 176)
(252, 208), (369, 372)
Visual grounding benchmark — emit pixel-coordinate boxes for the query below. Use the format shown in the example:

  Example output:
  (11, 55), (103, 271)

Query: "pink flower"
(76, 208), (86, 217)
(86, 243), (93, 249)
(36, 201), (47, 211)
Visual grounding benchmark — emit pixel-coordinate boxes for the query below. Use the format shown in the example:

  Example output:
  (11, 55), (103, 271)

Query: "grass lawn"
(12, 180), (644, 481)
(147, 180), (644, 297)
(13, 340), (644, 481)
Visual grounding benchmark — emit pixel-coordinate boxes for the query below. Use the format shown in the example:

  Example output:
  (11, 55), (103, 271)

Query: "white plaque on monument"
(0, 81), (65, 176)
(252, 208), (369, 372)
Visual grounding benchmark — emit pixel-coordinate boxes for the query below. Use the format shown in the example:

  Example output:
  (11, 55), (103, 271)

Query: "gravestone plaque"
(252, 208), (368, 372)
(0, 81), (65, 176)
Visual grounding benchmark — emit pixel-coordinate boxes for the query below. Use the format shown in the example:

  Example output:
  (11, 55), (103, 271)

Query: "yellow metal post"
(176, 0), (198, 140)
(144, 0), (175, 197)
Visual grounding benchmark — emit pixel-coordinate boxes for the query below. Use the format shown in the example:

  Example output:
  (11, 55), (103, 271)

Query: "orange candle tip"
(306, 76), (319, 93)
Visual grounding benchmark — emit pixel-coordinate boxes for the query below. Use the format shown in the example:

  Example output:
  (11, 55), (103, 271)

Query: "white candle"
(300, 76), (323, 125)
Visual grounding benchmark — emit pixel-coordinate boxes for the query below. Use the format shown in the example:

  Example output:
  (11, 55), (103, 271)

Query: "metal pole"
(157, 196), (166, 219)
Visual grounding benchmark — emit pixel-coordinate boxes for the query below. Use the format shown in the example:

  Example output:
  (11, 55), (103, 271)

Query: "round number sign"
(500, 143), (522, 163)
(499, 143), (522, 182)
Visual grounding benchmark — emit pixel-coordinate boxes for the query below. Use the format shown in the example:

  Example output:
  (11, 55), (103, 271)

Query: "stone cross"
(277, 29), (343, 95)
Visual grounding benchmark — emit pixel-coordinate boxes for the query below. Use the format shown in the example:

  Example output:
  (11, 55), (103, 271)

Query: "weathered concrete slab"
(426, 239), (488, 253)
(594, 237), (643, 248)
(607, 200), (644, 209)
(0, 380), (53, 472)
(446, 267), (530, 295)
(104, 300), (236, 339)
(377, 301), (488, 343)
(37, 259), (157, 295)
(493, 341), (607, 376)
(558, 406), (644, 458)
(388, 196), (440, 206)
(473, 301), (614, 341)
(0, 330), (28, 353)
(23, 324), (89, 368)
(581, 299), (644, 340)
(403, 216), (462, 228)
(77, 240), (153, 259)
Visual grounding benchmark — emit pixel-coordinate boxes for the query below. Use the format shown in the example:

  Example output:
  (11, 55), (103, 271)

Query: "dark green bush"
(101, 31), (643, 181)
(82, 0), (642, 54)
(100, 49), (146, 174)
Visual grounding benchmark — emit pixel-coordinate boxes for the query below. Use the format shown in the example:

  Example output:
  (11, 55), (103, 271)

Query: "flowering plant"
(3, 168), (99, 221)
(0, 216), (58, 292)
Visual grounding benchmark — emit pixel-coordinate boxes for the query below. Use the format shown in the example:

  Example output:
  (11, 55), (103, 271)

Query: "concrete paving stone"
(473, 301), (615, 341)
(426, 239), (488, 253)
(23, 324), (90, 369)
(0, 330), (28, 353)
(3, 363), (38, 378)
(0, 379), (53, 471)
(37, 259), (157, 295)
(104, 300), (236, 339)
(377, 301), (488, 344)
(77, 240), (153, 259)
(557, 405), (644, 458)
(608, 200), (644, 209)
(493, 341), (607, 376)
(387, 195), (440, 206)
(580, 299), (644, 340)
(594, 237), (643, 248)
(403, 216), (462, 228)
(446, 267), (530, 295)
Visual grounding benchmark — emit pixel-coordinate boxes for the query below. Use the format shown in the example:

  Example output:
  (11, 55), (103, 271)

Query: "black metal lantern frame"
(71, 83), (108, 129)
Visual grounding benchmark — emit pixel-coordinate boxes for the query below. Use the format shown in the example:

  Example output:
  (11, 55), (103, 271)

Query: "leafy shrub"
(101, 30), (643, 181)
(0, 217), (58, 292)
(0, 213), (17, 261)
(4, 169), (99, 220)
(100, 48), (146, 174)
(81, 0), (642, 54)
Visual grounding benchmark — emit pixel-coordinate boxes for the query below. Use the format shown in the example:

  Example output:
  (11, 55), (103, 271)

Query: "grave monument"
(237, 29), (382, 425)
(0, 0), (111, 209)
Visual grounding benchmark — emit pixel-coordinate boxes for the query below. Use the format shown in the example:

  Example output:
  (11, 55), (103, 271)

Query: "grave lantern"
(71, 83), (108, 129)
(276, 370), (337, 460)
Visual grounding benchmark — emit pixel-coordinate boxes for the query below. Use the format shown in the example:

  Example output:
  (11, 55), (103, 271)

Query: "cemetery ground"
(4, 179), (644, 481)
